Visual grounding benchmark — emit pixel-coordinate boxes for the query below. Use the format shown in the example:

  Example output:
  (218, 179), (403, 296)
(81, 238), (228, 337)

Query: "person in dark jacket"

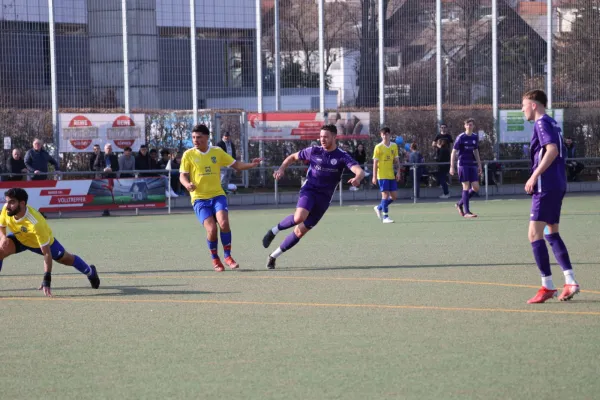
(409, 143), (425, 199)
(564, 137), (584, 182)
(216, 132), (237, 190)
(435, 139), (451, 198)
(93, 143), (120, 217)
(135, 145), (156, 177)
(24, 138), (60, 180)
(5, 149), (28, 181)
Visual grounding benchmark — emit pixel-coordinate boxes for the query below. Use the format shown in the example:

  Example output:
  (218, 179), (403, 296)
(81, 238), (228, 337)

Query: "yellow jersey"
(179, 146), (236, 203)
(373, 142), (399, 180)
(0, 204), (55, 248)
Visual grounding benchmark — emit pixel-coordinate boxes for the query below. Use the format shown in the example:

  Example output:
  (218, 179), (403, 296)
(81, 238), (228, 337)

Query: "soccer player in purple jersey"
(261, 124), (365, 269)
(449, 118), (482, 218)
(522, 89), (580, 304)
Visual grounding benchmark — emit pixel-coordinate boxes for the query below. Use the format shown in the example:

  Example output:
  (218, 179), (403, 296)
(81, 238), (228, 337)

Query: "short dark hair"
(380, 127), (391, 134)
(160, 149), (170, 156)
(140, 144), (148, 149)
(192, 124), (210, 135)
(410, 143), (418, 151)
(440, 123), (447, 128)
(222, 132), (230, 137)
(320, 124), (338, 135)
(464, 118), (475, 125)
(123, 146), (132, 152)
(5, 188), (28, 204)
(149, 149), (157, 154)
(523, 89), (548, 108)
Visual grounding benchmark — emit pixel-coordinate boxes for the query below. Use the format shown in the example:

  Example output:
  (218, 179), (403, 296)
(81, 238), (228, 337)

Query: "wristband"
(42, 272), (51, 288)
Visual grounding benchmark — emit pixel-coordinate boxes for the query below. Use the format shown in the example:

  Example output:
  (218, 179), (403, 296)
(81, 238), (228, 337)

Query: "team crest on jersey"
(211, 156), (217, 164)
(20, 226), (28, 233)
(330, 158), (338, 166)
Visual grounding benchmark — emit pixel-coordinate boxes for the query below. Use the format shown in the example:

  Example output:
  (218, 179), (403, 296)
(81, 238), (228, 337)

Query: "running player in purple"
(449, 118), (482, 218)
(522, 89), (580, 304)
(262, 124), (365, 269)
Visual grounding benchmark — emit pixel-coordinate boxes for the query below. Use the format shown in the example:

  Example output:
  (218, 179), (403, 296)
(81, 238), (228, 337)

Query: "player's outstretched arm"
(273, 152), (300, 180)
(449, 149), (457, 175)
(347, 165), (365, 187)
(231, 158), (263, 172)
(37, 244), (53, 297)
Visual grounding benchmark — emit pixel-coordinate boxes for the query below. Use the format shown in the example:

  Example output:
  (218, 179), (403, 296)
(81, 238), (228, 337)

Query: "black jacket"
(435, 147), (451, 173)
(6, 157), (27, 181)
(217, 140), (237, 160)
(93, 152), (120, 178)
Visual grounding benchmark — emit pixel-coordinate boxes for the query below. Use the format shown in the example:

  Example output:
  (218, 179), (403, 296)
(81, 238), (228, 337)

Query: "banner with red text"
(247, 112), (370, 141)
(59, 113), (146, 152)
(0, 178), (166, 212)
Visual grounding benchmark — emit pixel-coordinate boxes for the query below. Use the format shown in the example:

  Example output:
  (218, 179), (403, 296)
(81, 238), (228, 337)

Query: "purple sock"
(531, 239), (552, 277)
(280, 232), (301, 252)
(461, 190), (470, 213)
(545, 233), (573, 272)
(277, 215), (296, 231)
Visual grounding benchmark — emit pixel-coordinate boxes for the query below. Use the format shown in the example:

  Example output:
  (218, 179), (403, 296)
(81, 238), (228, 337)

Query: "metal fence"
(2, 1), (600, 166)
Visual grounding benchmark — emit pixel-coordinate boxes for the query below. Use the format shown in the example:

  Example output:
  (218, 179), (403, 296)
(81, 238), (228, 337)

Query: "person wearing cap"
(216, 132), (237, 192)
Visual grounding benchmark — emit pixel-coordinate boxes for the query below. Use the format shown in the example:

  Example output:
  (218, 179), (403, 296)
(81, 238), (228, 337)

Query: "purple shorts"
(296, 189), (331, 229)
(458, 166), (478, 183)
(530, 191), (565, 225)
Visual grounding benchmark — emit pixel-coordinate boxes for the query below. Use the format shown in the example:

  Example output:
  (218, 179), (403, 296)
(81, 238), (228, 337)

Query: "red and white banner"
(0, 178), (166, 213)
(247, 112), (370, 141)
(59, 113), (146, 152)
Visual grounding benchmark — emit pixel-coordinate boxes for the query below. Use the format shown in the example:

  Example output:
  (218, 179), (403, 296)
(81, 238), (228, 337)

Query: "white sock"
(542, 276), (555, 290)
(563, 270), (577, 285)
(271, 226), (279, 235)
(270, 247), (283, 259)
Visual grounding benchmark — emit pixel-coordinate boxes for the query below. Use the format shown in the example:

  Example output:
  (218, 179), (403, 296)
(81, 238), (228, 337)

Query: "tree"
(555, 0), (600, 102)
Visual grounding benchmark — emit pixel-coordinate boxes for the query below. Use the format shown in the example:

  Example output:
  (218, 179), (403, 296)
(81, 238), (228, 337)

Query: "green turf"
(1, 195), (600, 399)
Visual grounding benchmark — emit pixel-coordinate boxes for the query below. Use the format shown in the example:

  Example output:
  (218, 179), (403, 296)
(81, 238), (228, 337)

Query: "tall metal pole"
(435, 0), (442, 126)
(274, 0), (281, 111)
(121, 0), (130, 113)
(256, 0), (263, 113)
(48, 0), (59, 157)
(318, 0), (325, 113)
(190, 0), (198, 125)
(378, 0), (385, 126)
(492, 0), (499, 159)
(547, 0), (553, 109)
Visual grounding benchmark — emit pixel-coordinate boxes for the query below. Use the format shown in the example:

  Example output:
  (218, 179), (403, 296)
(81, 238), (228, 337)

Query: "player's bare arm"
(394, 156), (401, 181)
(372, 159), (379, 185)
(525, 143), (559, 194)
(273, 152), (299, 180)
(474, 149), (482, 175)
(179, 172), (196, 192)
(38, 244), (53, 297)
(449, 149), (458, 175)
(231, 158), (263, 172)
(347, 165), (365, 187)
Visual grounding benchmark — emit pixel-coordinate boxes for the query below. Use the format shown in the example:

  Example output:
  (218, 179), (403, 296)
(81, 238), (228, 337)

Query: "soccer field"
(1, 195), (600, 399)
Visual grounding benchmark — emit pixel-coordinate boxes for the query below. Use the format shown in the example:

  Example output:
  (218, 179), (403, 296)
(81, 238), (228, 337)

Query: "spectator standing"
(5, 149), (28, 181)
(435, 139), (451, 198)
(24, 138), (60, 180)
(432, 123), (454, 149)
(564, 137), (584, 182)
(216, 132), (237, 192)
(409, 143), (425, 199)
(118, 147), (135, 178)
(93, 143), (120, 217)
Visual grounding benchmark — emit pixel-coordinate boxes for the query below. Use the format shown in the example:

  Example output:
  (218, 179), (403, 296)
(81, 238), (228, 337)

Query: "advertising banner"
(247, 112), (370, 141)
(0, 178), (166, 212)
(499, 109), (564, 143)
(59, 113), (146, 152)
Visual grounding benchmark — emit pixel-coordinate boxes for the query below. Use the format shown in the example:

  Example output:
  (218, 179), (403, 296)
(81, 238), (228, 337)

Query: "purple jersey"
(530, 114), (566, 192)
(298, 145), (358, 197)
(453, 133), (479, 167)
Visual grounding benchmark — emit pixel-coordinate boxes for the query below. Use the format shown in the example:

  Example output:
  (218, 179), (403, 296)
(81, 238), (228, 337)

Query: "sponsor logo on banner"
(64, 115), (99, 150)
(108, 115), (142, 149)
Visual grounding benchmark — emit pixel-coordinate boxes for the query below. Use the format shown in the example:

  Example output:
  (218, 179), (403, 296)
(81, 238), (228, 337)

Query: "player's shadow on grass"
(1, 269), (202, 277)
(0, 284), (234, 297)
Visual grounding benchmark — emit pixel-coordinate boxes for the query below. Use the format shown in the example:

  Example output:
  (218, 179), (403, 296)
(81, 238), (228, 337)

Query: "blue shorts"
(458, 166), (479, 183)
(530, 191), (565, 225)
(378, 179), (398, 192)
(7, 234), (67, 260)
(193, 195), (228, 224)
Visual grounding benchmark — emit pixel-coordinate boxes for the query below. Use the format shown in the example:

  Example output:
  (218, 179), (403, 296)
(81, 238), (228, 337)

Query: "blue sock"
(378, 199), (386, 211)
(220, 231), (232, 258)
(207, 239), (219, 260)
(385, 199), (394, 209)
(72, 255), (91, 275)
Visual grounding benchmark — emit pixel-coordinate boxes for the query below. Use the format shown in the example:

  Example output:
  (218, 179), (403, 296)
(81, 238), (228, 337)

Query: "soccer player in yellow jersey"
(0, 188), (100, 297)
(372, 127), (401, 223)
(179, 124), (262, 272)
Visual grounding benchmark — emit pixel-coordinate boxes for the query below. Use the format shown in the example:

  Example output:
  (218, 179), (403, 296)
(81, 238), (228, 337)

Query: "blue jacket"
(24, 149), (59, 173)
